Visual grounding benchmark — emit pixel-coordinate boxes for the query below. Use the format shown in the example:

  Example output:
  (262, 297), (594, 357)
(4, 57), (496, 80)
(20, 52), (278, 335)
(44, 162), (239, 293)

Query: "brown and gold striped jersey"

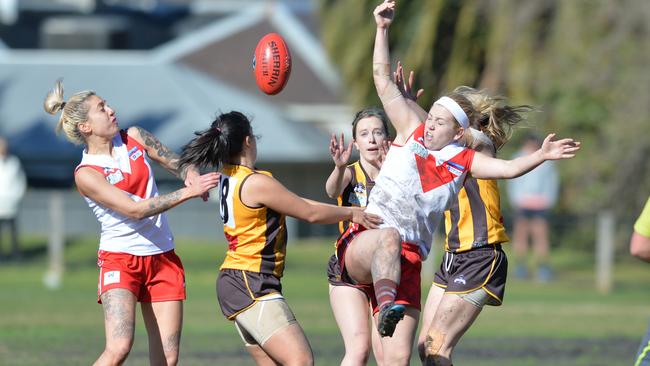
(218, 164), (287, 278)
(444, 178), (509, 253)
(336, 161), (374, 233)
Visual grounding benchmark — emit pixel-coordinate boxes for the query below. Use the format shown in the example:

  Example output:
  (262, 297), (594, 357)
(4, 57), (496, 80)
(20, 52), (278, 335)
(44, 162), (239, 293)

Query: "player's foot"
(377, 303), (405, 337)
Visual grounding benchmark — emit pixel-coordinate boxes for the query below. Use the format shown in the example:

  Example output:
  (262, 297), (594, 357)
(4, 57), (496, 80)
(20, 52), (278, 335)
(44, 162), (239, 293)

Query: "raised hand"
(373, 0), (396, 29)
(185, 172), (220, 198)
(350, 207), (383, 229)
(184, 168), (212, 201)
(329, 133), (353, 168)
(394, 61), (424, 101)
(540, 133), (581, 160)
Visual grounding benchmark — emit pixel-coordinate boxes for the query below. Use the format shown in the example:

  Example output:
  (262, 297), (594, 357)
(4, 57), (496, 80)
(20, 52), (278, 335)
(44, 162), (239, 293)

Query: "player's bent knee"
(379, 228), (401, 251)
(287, 352), (314, 366)
(384, 348), (412, 366)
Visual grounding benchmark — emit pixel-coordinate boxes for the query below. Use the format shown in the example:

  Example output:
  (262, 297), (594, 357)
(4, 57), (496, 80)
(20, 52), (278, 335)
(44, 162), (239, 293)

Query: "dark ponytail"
(179, 111), (253, 170)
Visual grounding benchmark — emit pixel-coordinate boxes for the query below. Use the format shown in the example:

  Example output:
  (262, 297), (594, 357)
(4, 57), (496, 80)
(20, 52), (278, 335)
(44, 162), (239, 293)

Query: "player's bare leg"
(370, 313), (385, 365)
(417, 285), (445, 361)
(261, 323), (314, 366)
(375, 306), (419, 366)
(245, 344), (279, 366)
(329, 284), (374, 365)
(422, 294), (482, 366)
(141, 300), (183, 366)
(344, 228), (404, 336)
(94, 289), (137, 366)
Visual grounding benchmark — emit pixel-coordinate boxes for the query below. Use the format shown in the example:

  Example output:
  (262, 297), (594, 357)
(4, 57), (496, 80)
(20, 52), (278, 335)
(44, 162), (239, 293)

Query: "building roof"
(0, 2), (352, 185)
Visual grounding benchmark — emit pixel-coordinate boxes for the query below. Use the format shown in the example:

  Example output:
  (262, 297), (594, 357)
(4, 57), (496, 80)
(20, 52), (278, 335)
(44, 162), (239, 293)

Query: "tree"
(318, 0), (650, 232)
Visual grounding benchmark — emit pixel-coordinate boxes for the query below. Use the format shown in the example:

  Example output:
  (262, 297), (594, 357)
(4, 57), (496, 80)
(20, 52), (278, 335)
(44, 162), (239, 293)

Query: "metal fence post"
(43, 190), (65, 289)
(596, 210), (615, 294)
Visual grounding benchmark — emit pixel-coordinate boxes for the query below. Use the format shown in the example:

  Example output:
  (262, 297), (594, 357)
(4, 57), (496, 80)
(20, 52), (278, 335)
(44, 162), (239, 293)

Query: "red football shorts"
(96, 249), (186, 303)
(336, 224), (422, 313)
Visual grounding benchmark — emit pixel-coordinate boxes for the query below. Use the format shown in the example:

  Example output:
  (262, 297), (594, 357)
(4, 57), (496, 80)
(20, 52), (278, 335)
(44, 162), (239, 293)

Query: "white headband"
(434, 96), (469, 129)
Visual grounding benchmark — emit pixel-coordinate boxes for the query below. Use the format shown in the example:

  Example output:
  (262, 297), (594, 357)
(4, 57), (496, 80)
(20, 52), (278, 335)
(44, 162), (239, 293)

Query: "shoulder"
(74, 166), (105, 191)
(347, 161), (360, 175)
(126, 126), (145, 144)
(243, 171), (277, 189)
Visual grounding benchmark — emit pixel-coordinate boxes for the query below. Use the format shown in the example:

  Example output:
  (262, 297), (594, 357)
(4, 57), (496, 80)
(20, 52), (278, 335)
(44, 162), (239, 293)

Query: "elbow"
(630, 235), (650, 261)
(123, 206), (147, 220)
(630, 243), (648, 260)
(304, 210), (321, 224)
(325, 190), (337, 200)
(127, 211), (146, 220)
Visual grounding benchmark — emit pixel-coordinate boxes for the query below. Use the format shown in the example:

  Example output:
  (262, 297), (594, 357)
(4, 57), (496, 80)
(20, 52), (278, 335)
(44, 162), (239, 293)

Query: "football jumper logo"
(453, 274), (467, 285)
(128, 146), (143, 161)
(103, 271), (120, 285)
(348, 183), (367, 206)
(104, 167), (125, 185)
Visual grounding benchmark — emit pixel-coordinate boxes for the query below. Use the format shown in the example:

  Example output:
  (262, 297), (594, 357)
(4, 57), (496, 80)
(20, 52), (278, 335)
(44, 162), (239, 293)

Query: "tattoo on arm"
(134, 126), (187, 179)
(168, 156), (190, 180)
(142, 190), (183, 217)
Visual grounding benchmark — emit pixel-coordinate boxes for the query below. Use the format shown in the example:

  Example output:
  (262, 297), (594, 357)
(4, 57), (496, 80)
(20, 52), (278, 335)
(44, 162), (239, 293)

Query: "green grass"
(1, 236), (648, 365)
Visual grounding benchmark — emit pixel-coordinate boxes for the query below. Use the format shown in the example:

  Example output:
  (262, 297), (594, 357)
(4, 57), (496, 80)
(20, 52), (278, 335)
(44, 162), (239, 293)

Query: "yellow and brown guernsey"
(444, 178), (509, 253)
(336, 161), (374, 233)
(218, 164), (287, 278)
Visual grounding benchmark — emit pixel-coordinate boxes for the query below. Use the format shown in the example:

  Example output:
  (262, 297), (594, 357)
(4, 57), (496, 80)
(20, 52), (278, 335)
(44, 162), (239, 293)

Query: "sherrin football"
(252, 33), (292, 95)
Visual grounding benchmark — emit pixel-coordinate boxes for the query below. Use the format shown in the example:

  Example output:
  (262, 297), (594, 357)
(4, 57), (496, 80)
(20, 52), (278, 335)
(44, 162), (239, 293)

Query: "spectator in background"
(630, 196), (650, 366)
(0, 136), (27, 260)
(507, 134), (559, 282)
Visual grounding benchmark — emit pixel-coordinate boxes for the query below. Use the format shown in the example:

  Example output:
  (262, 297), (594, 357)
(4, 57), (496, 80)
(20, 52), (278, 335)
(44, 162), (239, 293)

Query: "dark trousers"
(0, 217), (19, 258)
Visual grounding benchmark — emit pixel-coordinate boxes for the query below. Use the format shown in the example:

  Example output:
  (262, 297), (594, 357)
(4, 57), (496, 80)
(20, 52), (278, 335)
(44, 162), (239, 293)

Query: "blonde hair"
(451, 86), (532, 150)
(43, 80), (96, 145)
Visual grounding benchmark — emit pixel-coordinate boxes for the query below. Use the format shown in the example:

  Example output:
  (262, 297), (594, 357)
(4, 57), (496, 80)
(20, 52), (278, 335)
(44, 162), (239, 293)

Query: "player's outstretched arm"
(128, 125), (205, 180)
(242, 173), (381, 228)
(325, 133), (353, 199)
(372, 0), (421, 144)
(129, 126), (212, 201)
(470, 133), (580, 180)
(75, 167), (219, 220)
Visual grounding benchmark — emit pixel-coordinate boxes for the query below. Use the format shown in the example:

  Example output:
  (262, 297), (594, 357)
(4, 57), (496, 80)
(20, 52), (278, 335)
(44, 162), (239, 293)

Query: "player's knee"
(379, 228), (401, 253)
(104, 341), (132, 364)
(344, 344), (370, 364)
(164, 351), (179, 366)
(287, 352), (314, 366)
(383, 347), (412, 366)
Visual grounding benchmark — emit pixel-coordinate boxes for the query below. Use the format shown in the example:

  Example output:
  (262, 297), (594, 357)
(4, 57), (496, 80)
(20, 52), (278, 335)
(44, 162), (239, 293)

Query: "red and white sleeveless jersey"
(365, 124), (475, 260)
(75, 130), (174, 255)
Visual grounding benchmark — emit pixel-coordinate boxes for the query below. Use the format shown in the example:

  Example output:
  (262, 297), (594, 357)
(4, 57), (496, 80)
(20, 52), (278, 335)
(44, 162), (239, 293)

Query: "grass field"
(0, 236), (648, 365)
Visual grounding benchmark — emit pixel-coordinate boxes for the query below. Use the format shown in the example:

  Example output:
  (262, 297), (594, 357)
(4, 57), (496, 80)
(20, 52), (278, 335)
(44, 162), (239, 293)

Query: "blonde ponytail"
(43, 80), (96, 145)
(453, 86), (533, 150)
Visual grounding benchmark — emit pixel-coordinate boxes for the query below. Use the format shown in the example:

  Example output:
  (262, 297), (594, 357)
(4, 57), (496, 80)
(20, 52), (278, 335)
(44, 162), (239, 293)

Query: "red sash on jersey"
(411, 124), (475, 193)
(75, 130), (151, 199)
